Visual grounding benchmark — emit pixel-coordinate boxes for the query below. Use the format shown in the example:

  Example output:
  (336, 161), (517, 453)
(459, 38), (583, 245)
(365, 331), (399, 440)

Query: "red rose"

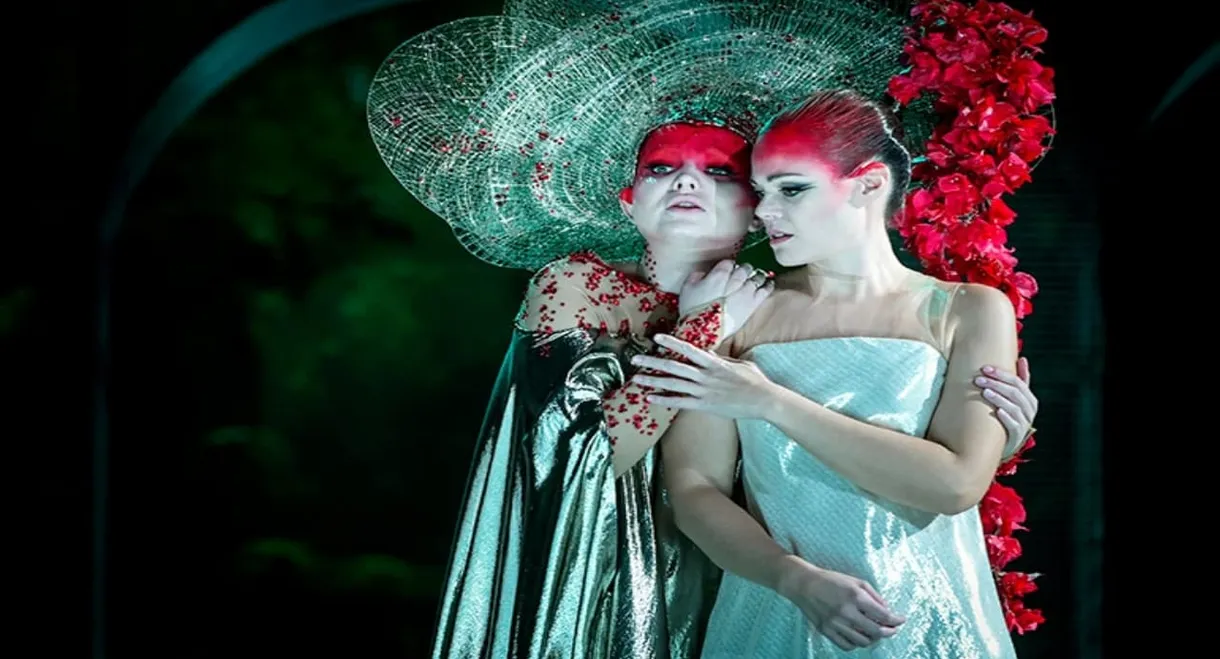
(887, 75), (925, 105)
(999, 571), (1044, 633)
(981, 481), (1027, 534)
(1009, 270), (1038, 298)
(986, 534), (1023, 568)
(997, 152), (1032, 190)
(1003, 60), (1056, 113)
(909, 222), (949, 262)
(891, 4), (1049, 627)
(997, 435), (1036, 477)
(1008, 603), (1045, 634)
(985, 199), (1017, 228)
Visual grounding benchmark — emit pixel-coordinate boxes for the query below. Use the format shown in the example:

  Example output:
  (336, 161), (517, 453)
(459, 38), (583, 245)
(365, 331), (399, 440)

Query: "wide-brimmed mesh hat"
(368, 0), (927, 270)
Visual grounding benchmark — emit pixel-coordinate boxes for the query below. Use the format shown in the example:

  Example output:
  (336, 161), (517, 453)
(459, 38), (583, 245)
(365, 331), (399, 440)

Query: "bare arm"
(662, 408), (803, 592)
(607, 302), (729, 476)
(759, 284), (1018, 515)
(662, 406), (906, 651)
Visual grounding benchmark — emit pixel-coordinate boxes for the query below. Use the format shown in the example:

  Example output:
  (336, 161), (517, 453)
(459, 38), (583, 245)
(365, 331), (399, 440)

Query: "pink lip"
(768, 232), (793, 246)
(667, 196), (705, 211)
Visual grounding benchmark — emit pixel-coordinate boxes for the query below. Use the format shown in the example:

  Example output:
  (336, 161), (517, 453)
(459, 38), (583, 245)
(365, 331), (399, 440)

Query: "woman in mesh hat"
(367, 2), (1038, 657)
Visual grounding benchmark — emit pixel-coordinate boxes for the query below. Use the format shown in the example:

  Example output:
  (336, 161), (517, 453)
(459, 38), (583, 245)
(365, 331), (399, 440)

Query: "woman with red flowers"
(369, 1), (1043, 656)
(643, 89), (1029, 658)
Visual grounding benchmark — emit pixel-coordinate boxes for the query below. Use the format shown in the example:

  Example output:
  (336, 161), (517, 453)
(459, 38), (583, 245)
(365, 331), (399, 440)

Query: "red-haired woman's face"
(750, 125), (870, 267)
(619, 123), (755, 251)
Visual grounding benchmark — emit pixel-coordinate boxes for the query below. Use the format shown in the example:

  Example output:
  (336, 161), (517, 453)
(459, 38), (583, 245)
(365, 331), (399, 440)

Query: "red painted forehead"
(753, 120), (826, 162)
(635, 123), (751, 173)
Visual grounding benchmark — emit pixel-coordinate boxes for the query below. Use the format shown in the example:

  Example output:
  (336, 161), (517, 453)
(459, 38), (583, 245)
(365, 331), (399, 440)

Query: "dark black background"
(14, 0), (1216, 655)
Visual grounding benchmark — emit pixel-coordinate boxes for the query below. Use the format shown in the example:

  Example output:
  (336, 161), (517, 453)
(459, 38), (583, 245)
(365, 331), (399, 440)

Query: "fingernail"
(982, 366), (995, 373)
(984, 389), (996, 397)
(631, 356), (643, 364)
(975, 377), (988, 385)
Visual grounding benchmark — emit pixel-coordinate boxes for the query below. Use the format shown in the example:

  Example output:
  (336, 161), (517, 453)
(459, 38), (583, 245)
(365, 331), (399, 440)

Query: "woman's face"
(620, 124), (755, 251)
(749, 126), (869, 267)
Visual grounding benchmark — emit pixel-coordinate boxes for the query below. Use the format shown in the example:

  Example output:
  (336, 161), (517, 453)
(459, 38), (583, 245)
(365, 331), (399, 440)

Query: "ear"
(849, 161), (890, 207)
(618, 187), (634, 218)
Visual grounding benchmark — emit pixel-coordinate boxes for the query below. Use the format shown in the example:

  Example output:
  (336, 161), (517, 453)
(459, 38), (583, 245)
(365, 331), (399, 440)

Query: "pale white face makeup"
(620, 123), (756, 250)
(749, 127), (892, 267)
(749, 155), (866, 266)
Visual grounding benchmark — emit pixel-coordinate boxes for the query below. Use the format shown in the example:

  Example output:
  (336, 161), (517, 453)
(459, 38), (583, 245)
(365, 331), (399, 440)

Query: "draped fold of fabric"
(431, 326), (720, 659)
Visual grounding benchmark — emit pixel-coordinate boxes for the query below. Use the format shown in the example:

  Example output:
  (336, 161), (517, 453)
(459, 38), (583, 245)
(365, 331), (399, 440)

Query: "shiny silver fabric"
(432, 327), (719, 658)
(701, 337), (1016, 659)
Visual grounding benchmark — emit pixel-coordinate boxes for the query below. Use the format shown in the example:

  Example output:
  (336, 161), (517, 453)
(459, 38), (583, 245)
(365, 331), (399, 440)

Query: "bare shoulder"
(949, 283), (1016, 331)
(516, 252), (612, 332)
(942, 283), (1018, 358)
(527, 251), (607, 290)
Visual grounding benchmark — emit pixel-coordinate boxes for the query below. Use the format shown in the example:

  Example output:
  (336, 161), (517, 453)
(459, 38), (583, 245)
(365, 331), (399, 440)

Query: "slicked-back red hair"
(761, 90), (912, 221)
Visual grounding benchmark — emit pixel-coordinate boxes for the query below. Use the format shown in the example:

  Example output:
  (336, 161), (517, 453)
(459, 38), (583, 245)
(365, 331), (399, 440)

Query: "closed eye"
(780, 184), (811, 198)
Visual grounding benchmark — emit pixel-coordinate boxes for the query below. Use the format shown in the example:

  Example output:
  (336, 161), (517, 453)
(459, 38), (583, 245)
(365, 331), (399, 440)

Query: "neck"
(800, 218), (912, 301)
(641, 241), (740, 293)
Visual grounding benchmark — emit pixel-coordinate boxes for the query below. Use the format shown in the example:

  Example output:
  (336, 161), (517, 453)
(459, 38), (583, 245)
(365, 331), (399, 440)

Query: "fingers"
(745, 268), (769, 288)
(635, 374), (701, 396)
(632, 355), (704, 381)
(859, 581), (890, 610)
(727, 264), (753, 288)
(654, 334), (718, 367)
(976, 374), (1036, 420)
(995, 407), (1024, 439)
(857, 587), (905, 627)
(979, 366), (1039, 416)
(842, 608), (895, 641)
(686, 270), (706, 286)
(996, 409), (1029, 457)
(979, 366), (1024, 388)
(645, 394), (701, 409)
(754, 280), (775, 303)
(705, 259), (734, 286)
(695, 260), (734, 292)
(728, 276), (773, 300)
(981, 387), (1028, 427)
(821, 626), (856, 652)
(829, 620), (875, 648)
(975, 375), (1020, 403)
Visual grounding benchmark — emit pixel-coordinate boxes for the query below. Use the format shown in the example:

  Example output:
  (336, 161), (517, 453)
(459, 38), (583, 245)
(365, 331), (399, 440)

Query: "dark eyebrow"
(767, 173), (806, 181)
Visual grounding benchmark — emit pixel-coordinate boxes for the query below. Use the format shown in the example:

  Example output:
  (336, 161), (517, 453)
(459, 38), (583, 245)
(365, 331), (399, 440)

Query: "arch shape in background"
(1148, 42), (1218, 125)
(94, 2), (421, 656)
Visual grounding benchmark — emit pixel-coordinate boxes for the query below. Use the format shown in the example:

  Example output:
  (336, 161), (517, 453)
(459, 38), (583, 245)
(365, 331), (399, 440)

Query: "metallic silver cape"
(431, 326), (720, 659)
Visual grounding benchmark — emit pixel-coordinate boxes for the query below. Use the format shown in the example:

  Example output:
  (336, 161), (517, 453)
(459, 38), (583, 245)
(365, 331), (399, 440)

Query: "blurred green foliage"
(116, 3), (526, 654)
(105, 1), (1082, 656)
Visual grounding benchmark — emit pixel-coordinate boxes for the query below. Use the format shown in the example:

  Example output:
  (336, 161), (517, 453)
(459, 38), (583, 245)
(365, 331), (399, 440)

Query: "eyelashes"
(753, 184), (812, 198)
(641, 163), (739, 178)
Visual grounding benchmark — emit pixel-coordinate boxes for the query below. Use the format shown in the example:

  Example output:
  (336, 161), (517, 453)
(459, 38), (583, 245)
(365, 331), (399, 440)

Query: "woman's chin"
(771, 246), (803, 267)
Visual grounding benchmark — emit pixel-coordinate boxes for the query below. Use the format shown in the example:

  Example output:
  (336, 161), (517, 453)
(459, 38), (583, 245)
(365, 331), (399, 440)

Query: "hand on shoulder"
(679, 259), (774, 339)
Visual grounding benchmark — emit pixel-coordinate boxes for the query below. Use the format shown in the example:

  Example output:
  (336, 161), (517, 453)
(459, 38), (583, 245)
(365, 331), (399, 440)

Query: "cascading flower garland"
(887, 0), (1054, 634)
